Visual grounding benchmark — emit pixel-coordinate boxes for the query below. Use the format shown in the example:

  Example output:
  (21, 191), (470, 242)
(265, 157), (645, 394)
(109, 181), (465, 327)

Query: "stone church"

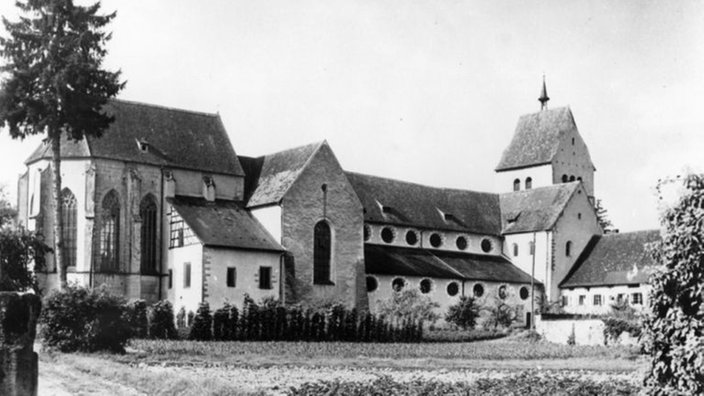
(17, 84), (659, 324)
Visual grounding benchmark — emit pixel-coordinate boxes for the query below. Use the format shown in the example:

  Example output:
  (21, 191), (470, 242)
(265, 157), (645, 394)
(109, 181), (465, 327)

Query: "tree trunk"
(50, 134), (66, 289)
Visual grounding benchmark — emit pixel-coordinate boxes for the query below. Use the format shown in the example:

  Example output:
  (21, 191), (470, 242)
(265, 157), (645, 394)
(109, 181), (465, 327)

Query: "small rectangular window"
(561, 295), (569, 307)
(259, 266), (272, 290)
(529, 241), (535, 256)
(168, 269), (173, 289)
(578, 295), (586, 306)
(227, 267), (236, 288)
(184, 262), (191, 288)
(617, 293), (625, 304)
(632, 292), (642, 305)
(593, 294), (602, 306)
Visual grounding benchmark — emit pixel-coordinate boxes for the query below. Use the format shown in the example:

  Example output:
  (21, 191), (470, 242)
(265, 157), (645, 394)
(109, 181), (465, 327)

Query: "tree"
(594, 198), (614, 232)
(0, 0), (124, 289)
(445, 296), (480, 329)
(643, 174), (704, 395)
(0, 228), (51, 292)
(376, 288), (440, 325)
(0, 184), (17, 228)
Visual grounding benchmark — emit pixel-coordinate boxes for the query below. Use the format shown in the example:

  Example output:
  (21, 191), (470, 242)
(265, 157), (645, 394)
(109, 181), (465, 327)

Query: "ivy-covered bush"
(445, 296), (479, 329)
(149, 300), (177, 340)
(124, 299), (149, 339)
(0, 228), (51, 292)
(602, 302), (641, 344)
(41, 284), (132, 353)
(643, 174), (704, 395)
(189, 302), (212, 341)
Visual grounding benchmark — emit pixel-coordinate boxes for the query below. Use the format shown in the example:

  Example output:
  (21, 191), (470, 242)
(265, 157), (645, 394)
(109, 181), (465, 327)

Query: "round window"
(429, 233), (443, 248)
(419, 278), (432, 294)
(481, 238), (493, 253)
(381, 227), (395, 243)
(498, 285), (508, 300)
(456, 236), (468, 250)
(405, 230), (418, 246)
(473, 283), (484, 298)
(363, 225), (371, 241)
(520, 286), (529, 300)
(366, 276), (378, 292)
(447, 282), (459, 296)
(391, 277), (405, 292)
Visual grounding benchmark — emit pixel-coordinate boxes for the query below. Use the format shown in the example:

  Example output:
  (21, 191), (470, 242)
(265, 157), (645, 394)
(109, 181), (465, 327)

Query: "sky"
(0, 0), (703, 232)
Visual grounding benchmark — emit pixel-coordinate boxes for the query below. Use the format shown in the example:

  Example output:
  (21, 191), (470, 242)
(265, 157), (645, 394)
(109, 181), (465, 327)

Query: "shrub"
(376, 288), (440, 325)
(567, 324), (576, 345)
(212, 304), (230, 341)
(483, 302), (517, 330)
(0, 228), (51, 292)
(149, 300), (177, 340)
(644, 174), (704, 395)
(176, 306), (186, 328)
(41, 284), (131, 353)
(124, 299), (149, 339)
(189, 302), (212, 341)
(445, 296), (479, 329)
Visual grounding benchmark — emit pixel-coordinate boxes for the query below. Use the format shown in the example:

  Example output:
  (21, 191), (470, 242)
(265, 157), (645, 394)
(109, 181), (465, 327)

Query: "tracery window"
(99, 190), (120, 271)
(140, 195), (158, 274)
(313, 221), (332, 284)
(61, 189), (77, 269)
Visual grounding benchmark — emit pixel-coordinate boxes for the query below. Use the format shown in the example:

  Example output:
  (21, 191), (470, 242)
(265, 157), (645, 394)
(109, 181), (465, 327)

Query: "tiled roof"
(365, 245), (539, 284)
(239, 142), (322, 208)
(499, 182), (579, 234)
(346, 172), (502, 235)
(560, 230), (661, 288)
(26, 99), (244, 176)
(167, 196), (284, 252)
(496, 107), (577, 171)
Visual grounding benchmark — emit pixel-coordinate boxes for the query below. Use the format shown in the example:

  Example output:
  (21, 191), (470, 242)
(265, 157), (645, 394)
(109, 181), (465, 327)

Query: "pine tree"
(595, 199), (614, 232)
(0, 0), (124, 288)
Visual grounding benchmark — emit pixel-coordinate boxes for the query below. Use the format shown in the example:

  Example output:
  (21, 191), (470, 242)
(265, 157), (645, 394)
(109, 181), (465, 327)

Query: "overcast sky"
(1, 0), (703, 232)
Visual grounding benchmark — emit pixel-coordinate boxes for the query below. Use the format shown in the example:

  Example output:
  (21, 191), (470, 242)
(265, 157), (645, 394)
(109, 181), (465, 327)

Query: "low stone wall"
(0, 292), (41, 396)
(535, 315), (606, 345)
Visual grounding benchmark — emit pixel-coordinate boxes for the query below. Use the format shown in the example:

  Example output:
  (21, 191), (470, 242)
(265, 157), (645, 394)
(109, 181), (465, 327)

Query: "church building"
(17, 82), (660, 324)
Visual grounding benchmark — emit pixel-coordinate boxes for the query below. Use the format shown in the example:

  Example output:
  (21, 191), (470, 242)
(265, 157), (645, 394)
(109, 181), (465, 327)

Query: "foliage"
(376, 288), (440, 325)
(175, 305), (186, 328)
(0, 0), (124, 287)
(422, 328), (505, 343)
(0, 228), (51, 292)
(602, 302), (642, 344)
(567, 324), (576, 345)
(287, 371), (639, 396)
(445, 296), (480, 329)
(189, 302), (213, 341)
(482, 302), (517, 330)
(212, 304), (230, 341)
(40, 284), (131, 352)
(123, 299), (148, 339)
(643, 174), (704, 395)
(595, 198), (615, 232)
(0, 184), (16, 227)
(149, 300), (177, 340)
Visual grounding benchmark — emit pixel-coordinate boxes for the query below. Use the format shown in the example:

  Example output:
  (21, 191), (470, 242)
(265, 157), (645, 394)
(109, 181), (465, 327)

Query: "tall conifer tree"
(0, 0), (124, 288)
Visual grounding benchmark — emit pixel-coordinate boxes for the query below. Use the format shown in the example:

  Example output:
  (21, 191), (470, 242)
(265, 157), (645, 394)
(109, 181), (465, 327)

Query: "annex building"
(17, 85), (660, 325)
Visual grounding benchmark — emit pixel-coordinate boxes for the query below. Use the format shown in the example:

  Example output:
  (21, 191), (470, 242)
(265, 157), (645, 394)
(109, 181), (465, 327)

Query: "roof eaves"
(203, 243), (285, 253)
(495, 161), (553, 172)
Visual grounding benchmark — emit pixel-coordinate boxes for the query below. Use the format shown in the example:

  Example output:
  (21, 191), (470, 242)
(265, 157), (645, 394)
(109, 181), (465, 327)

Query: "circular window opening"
(473, 283), (484, 298)
(498, 285), (508, 300)
(381, 227), (395, 243)
(391, 277), (405, 292)
(366, 276), (378, 292)
(520, 286), (529, 300)
(405, 230), (418, 246)
(456, 236), (468, 250)
(447, 282), (459, 296)
(429, 233), (443, 248)
(481, 238), (493, 253)
(363, 225), (371, 241)
(419, 278), (432, 294)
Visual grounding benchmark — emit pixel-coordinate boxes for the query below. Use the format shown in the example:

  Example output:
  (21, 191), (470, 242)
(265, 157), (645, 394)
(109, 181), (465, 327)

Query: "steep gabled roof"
(500, 182), (579, 234)
(560, 230), (661, 288)
(346, 172), (502, 235)
(167, 196), (284, 252)
(239, 142), (323, 208)
(26, 99), (244, 176)
(496, 107), (577, 171)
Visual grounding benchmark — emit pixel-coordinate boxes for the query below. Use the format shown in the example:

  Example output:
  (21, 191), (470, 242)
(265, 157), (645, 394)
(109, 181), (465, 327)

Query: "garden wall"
(535, 315), (605, 345)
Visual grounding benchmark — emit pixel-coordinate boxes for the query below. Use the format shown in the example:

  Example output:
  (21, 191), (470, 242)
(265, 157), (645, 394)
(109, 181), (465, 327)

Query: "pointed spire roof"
(539, 75), (549, 110)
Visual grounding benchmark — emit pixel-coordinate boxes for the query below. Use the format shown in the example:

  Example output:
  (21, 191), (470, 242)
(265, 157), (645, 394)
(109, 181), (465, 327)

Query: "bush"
(644, 174), (704, 395)
(41, 284), (132, 353)
(189, 302), (212, 341)
(212, 304), (230, 341)
(0, 228), (51, 292)
(376, 288), (440, 325)
(483, 302), (517, 330)
(149, 300), (177, 340)
(124, 299), (149, 339)
(176, 306), (186, 329)
(445, 296), (479, 329)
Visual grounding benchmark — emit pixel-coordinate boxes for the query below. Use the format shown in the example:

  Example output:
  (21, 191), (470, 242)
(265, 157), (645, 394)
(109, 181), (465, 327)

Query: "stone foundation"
(0, 292), (41, 396)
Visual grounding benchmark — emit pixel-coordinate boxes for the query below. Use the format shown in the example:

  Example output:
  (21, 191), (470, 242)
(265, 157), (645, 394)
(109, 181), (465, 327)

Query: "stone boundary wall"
(535, 314), (639, 346)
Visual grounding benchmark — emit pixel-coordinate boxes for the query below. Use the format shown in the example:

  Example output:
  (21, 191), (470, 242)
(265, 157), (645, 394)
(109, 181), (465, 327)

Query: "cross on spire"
(539, 75), (549, 111)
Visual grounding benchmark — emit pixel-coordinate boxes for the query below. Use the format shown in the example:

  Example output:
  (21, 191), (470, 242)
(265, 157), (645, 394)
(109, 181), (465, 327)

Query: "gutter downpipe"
(158, 168), (165, 300)
(530, 232), (537, 331)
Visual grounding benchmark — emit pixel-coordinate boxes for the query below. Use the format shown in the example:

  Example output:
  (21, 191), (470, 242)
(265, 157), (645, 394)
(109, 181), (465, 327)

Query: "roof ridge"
(517, 105), (571, 119)
(248, 140), (324, 160)
(346, 170), (496, 196)
(110, 98), (220, 119)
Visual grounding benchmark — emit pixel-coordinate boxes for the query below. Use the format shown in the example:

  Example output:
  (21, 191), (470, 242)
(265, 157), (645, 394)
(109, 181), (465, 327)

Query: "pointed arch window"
(99, 190), (120, 271)
(313, 220), (332, 284)
(525, 177), (532, 190)
(513, 179), (520, 191)
(61, 189), (77, 269)
(140, 195), (158, 274)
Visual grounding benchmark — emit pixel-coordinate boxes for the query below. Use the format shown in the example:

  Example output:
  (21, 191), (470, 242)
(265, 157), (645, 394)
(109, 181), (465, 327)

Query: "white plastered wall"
(495, 164), (552, 193)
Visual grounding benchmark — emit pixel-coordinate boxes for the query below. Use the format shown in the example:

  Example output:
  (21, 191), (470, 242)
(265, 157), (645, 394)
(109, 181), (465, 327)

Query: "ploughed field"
(38, 338), (645, 395)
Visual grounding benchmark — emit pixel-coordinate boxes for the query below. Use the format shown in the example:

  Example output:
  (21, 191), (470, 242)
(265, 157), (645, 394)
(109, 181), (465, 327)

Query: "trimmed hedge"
(149, 300), (177, 340)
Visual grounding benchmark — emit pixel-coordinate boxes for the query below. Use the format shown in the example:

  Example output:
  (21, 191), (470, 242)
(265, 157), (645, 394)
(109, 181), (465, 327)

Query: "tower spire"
(539, 74), (549, 111)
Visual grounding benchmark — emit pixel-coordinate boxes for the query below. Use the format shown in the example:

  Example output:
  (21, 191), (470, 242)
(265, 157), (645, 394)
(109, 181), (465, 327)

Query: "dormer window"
(136, 138), (149, 153)
(507, 211), (521, 224)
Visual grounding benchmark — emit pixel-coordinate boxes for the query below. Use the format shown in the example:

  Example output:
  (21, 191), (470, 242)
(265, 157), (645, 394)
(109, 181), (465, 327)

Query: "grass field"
(38, 338), (646, 395)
